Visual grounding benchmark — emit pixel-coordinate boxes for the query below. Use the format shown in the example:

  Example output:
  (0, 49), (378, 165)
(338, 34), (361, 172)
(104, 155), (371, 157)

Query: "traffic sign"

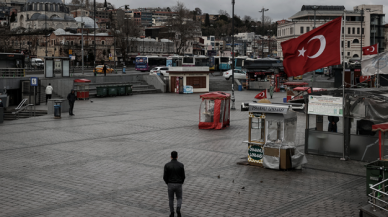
(30, 77), (38, 86)
(69, 49), (72, 54)
(69, 54), (72, 58)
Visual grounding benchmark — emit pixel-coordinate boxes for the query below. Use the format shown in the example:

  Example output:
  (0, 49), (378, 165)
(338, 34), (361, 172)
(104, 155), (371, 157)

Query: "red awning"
(74, 79), (91, 83)
(372, 123), (388, 132)
(284, 82), (308, 86)
(200, 92), (231, 99)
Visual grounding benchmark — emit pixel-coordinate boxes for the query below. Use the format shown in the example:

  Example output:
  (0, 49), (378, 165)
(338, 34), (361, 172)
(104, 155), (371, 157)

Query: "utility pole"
(259, 7), (269, 58)
(45, 3), (47, 57)
(231, 0), (236, 110)
(81, 9), (84, 75)
(94, 0), (96, 72)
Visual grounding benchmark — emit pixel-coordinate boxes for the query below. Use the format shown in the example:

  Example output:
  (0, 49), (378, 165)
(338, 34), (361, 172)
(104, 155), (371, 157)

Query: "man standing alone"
(103, 64), (107, 77)
(67, 89), (76, 116)
(164, 151), (185, 217)
(45, 83), (53, 104)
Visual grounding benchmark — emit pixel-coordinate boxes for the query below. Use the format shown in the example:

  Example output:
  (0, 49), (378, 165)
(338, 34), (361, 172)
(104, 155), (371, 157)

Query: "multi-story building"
(140, 10), (152, 27)
(277, 5), (385, 62)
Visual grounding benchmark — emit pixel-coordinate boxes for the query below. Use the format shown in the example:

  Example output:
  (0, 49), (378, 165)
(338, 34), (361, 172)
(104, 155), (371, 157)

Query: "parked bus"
(167, 56), (183, 67)
(210, 56), (230, 71)
(135, 56), (166, 71)
(194, 55), (209, 67)
(234, 56), (248, 70)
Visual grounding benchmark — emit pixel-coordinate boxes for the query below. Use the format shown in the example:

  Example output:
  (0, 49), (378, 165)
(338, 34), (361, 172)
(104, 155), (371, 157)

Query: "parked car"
(93, 65), (114, 74)
(223, 69), (247, 80)
(31, 58), (44, 69)
(151, 67), (169, 76)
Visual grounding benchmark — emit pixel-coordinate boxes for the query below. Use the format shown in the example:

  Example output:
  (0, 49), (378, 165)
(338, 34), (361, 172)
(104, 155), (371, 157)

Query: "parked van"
(31, 58), (44, 68)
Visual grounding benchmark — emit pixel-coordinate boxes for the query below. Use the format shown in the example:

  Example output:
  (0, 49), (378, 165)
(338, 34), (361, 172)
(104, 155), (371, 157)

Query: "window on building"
(71, 41), (73, 45)
(353, 39), (359, 43)
(357, 28), (360, 34)
(362, 28), (364, 34)
(341, 41), (344, 48)
(102, 41), (105, 45)
(352, 28), (355, 34)
(306, 27), (310, 32)
(92, 41), (94, 45)
(347, 52), (350, 56)
(342, 52), (343, 56)
(342, 27), (344, 34)
(290, 27), (293, 35)
(347, 41), (350, 47)
(79, 40), (82, 45)
(348, 28), (350, 34)
(300, 26), (304, 34)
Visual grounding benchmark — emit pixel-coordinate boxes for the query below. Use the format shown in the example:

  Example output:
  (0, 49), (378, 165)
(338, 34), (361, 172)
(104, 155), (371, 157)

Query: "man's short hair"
(171, 151), (178, 159)
(49, 83), (51, 85)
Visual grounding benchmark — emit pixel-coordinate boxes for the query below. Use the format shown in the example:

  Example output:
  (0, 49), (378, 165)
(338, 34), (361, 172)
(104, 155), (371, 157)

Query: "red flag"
(254, 90), (267, 99)
(363, 43), (378, 55)
(281, 17), (342, 77)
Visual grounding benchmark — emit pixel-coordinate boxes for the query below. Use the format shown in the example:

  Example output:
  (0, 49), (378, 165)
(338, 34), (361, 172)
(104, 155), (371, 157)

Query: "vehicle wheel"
(226, 77), (230, 80)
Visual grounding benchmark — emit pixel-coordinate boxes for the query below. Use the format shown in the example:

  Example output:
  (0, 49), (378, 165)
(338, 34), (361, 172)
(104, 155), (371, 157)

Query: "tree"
(219, 15), (229, 22)
(194, 7), (202, 15)
(218, 10), (230, 18)
(10, 12), (15, 23)
(168, 2), (200, 55)
(204, 14), (210, 27)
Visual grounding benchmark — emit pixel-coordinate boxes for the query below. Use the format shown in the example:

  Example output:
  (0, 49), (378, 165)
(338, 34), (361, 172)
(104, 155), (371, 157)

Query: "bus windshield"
(236, 59), (244, 67)
(221, 57), (229, 63)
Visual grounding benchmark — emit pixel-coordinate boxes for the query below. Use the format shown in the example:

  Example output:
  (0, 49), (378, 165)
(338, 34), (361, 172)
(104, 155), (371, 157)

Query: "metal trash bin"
(54, 104), (61, 118)
(117, 85), (126, 96)
(96, 86), (108, 97)
(365, 160), (388, 196)
(108, 85), (118, 96)
(125, 84), (133, 95)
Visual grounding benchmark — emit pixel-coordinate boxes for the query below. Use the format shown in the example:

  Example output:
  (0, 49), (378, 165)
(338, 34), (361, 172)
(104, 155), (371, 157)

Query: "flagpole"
(341, 12), (346, 161)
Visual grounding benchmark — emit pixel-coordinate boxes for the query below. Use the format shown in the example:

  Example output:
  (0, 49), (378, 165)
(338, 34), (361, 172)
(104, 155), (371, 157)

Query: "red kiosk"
(199, 92), (231, 130)
(73, 79), (91, 100)
(372, 123), (388, 160)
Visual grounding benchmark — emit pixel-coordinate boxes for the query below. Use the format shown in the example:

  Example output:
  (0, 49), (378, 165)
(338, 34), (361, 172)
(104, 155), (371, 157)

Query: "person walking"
(103, 64), (107, 77)
(67, 89), (76, 116)
(269, 83), (274, 99)
(45, 83), (53, 105)
(328, 116), (339, 132)
(163, 151), (185, 217)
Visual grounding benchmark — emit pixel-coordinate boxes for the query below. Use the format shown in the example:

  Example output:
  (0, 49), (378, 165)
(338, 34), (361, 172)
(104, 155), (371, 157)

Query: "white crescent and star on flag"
(298, 35), (327, 59)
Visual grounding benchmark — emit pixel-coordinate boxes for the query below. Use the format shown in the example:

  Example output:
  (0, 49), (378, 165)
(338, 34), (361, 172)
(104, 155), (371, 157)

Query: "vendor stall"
(304, 88), (388, 161)
(168, 67), (211, 93)
(73, 79), (91, 100)
(240, 102), (306, 169)
(199, 92), (230, 130)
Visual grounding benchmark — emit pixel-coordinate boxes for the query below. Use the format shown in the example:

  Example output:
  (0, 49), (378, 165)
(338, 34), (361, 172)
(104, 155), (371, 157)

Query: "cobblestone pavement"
(0, 91), (367, 217)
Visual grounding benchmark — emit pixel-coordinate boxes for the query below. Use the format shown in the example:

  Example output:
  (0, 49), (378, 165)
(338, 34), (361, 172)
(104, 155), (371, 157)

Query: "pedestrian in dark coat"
(164, 151), (185, 217)
(67, 89), (76, 116)
(103, 64), (107, 77)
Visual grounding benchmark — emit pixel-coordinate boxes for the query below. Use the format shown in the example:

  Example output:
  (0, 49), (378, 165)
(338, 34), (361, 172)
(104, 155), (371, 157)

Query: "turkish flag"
(281, 17), (342, 77)
(254, 90), (267, 99)
(363, 43), (378, 55)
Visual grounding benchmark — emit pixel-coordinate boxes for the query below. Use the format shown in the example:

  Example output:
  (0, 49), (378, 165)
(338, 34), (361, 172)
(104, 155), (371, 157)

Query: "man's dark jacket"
(163, 159), (185, 184)
(67, 90), (76, 103)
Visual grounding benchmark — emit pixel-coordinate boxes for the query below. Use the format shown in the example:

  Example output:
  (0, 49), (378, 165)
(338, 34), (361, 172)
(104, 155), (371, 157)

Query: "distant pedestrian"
(67, 89), (76, 116)
(164, 151), (185, 217)
(103, 64), (107, 77)
(269, 83), (274, 99)
(45, 83), (53, 105)
(0, 99), (3, 108)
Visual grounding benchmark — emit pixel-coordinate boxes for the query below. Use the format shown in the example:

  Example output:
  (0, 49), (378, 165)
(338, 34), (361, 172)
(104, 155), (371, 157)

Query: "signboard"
(249, 104), (289, 114)
(308, 95), (343, 116)
(69, 49), (72, 54)
(30, 77), (38, 86)
(69, 54), (72, 58)
(71, 56), (75, 60)
(248, 144), (263, 164)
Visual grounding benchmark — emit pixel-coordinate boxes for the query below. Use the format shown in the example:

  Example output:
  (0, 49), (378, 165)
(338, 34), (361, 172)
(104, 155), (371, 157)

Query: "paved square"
(0, 91), (367, 216)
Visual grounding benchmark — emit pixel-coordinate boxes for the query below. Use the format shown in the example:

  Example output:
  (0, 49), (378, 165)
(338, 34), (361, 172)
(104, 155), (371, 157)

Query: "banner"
(361, 51), (388, 76)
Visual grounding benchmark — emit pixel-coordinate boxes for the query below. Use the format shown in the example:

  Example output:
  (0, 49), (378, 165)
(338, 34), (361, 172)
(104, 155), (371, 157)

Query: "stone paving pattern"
(0, 91), (367, 216)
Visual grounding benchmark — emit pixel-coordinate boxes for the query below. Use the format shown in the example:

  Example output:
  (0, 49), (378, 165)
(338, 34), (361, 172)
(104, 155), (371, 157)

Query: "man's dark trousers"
(69, 102), (74, 115)
(46, 94), (52, 103)
(168, 183), (182, 213)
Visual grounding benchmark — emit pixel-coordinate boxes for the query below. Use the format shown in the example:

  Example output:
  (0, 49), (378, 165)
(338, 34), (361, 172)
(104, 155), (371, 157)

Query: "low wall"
(143, 75), (166, 93)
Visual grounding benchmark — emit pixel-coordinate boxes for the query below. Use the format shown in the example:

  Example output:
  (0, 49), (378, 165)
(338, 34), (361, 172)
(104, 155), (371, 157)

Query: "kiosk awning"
(372, 123), (388, 132)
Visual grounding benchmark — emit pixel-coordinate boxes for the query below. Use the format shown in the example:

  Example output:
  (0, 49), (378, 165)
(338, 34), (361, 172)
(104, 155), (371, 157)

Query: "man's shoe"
(169, 212), (174, 217)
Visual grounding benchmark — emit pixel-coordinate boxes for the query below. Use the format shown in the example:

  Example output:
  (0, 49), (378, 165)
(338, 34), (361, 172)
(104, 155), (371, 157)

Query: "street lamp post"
(94, 0), (96, 71)
(312, 6), (319, 29)
(267, 30), (272, 57)
(124, 17), (130, 65)
(259, 7), (269, 58)
(45, 3), (48, 57)
(166, 24), (172, 55)
(231, 0), (236, 110)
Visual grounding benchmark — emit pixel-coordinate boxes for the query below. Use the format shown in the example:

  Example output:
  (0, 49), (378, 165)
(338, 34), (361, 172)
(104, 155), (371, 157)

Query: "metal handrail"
(368, 178), (388, 212)
(15, 99), (27, 110)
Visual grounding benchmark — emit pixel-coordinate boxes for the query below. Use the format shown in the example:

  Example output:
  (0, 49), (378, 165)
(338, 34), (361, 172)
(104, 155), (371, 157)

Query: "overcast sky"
(108, 0), (388, 22)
